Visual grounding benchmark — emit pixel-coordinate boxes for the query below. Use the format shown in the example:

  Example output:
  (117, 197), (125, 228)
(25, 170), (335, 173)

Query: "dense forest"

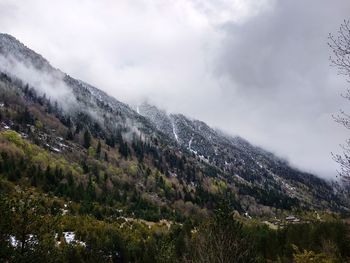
(0, 70), (349, 262)
(0, 190), (349, 262)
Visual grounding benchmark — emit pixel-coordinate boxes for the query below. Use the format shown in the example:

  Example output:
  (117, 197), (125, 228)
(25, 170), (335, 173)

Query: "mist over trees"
(0, 13), (350, 261)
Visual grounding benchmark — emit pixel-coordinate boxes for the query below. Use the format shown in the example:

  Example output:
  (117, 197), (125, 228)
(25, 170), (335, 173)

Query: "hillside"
(1, 33), (350, 262)
(0, 33), (349, 219)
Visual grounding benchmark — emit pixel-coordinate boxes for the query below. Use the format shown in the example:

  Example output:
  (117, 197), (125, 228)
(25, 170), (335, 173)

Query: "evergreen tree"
(83, 130), (91, 149)
(66, 129), (74, 140)
(96, 140), (101, 158)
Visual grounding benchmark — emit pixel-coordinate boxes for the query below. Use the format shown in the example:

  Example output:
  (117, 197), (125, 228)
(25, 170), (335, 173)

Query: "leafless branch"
(329, 20), (350, 181)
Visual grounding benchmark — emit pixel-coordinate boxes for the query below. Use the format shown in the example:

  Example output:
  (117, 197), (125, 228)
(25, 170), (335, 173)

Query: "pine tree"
(96, 140), (101, 158)
(83, 130), (91, 149)
(66, 129), (74, 140)
(119, 141), (129, 159)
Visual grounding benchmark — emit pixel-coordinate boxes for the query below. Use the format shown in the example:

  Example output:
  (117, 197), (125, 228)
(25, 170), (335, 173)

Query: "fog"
(0, 0), (350, 178)
(0, 54), (77, 111)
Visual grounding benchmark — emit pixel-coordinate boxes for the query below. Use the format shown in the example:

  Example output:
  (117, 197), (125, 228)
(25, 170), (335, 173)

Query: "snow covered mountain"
(137, 102), (347, 205)
(0, 33), (348, 213)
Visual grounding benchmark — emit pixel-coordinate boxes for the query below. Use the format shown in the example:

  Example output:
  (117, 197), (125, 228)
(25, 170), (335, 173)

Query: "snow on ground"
(198, 154), (209, 163)
(62, 232), (86, 246)
(9, 234), (37, 247)
(172, 121), (179, 142)
(9, 232), (86, 248)
(188, 136), (193, 150)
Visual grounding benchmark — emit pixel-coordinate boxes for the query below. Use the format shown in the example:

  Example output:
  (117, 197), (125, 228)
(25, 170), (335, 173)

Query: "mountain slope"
(0, 33), (348, 220)
(138, 103), (346, 206)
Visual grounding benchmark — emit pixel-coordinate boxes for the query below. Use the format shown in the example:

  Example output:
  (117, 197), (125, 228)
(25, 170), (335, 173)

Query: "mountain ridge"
(0, 32), (348, 217)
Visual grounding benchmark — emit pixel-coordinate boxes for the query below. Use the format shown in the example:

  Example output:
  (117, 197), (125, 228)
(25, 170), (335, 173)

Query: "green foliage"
(292, 245), (338, 263)
(187, 203), (259, 263)
(35, 120), (43, 129)
(0, 187), (349, 262)
(1, 77), (350, 262)
(0, 191), (62, 262)
(250, 221), (350, 262)
(1, 130), (26, 148)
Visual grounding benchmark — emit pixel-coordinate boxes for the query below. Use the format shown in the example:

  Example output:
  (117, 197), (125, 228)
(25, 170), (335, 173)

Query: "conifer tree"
(83, 130), (91, 149)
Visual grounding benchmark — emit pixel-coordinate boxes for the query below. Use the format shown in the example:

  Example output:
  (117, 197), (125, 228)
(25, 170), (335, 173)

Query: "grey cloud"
(0, 0), (349, 178)
(203, 0), (350, 177)
(217, 0), (350, 94)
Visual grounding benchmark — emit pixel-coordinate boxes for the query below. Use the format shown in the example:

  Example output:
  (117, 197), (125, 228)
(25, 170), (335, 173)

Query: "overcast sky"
(0, 0), (350, 178)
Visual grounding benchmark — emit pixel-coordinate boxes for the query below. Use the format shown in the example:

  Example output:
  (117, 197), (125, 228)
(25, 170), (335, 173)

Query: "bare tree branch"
(329, 20), (350, 180)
